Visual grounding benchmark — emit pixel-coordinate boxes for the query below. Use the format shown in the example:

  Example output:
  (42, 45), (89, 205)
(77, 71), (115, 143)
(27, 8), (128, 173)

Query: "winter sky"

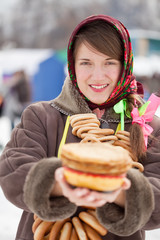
(0, 0), (19, 13)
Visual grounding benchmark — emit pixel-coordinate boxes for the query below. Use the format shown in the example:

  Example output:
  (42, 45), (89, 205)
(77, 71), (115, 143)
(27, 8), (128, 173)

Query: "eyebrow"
(77, 58), (90, 61)
(106, 57), (114, 60)
(77, 57), (114, 61)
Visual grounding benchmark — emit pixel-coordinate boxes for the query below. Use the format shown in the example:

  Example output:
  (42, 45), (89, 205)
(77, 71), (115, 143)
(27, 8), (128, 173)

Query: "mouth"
(90, 84), (109, 89)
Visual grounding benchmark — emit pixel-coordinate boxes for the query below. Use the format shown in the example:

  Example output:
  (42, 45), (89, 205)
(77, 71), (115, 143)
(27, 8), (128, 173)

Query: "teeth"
(91, 84), (108, 89)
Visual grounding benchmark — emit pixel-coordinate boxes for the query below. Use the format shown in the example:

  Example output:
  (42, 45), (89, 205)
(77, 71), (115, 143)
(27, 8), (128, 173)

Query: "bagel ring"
(81, 136), (100, 143)
(34, 221), (54, 240)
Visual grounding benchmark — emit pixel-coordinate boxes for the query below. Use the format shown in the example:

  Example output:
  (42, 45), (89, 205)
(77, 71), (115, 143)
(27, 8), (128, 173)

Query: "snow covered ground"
(0, 111), (160, 239)
(0, 188), (22, 240)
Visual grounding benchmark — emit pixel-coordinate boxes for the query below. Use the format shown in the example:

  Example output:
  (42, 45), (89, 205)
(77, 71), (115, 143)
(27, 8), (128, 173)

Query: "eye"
(105, 61), (116, 65)
(105, 59), (121, 66)
(80, 61), (91, 66)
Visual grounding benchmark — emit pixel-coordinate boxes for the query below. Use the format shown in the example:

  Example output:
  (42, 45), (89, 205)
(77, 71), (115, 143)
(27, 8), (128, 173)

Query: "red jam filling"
(64, 166), (125, 178)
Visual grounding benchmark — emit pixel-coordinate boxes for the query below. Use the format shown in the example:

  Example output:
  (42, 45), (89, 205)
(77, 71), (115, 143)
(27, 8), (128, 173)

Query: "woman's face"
(75, 42), (122, 105)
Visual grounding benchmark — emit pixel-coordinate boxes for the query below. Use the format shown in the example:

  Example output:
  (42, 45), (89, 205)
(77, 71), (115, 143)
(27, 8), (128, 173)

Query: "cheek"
(111, 68), (121, 82)
(75, 68), (88, 82)
(75, 70), (84, 88)
(75, 66), (81, 80)
(76, 72), (83, 86)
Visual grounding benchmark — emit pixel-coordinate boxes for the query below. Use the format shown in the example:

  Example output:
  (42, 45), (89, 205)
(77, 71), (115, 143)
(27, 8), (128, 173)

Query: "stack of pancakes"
(60, 142), (132, 192)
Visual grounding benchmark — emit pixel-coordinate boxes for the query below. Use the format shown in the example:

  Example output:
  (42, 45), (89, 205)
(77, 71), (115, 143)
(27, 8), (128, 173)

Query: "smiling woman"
(0, 14), (160, 240)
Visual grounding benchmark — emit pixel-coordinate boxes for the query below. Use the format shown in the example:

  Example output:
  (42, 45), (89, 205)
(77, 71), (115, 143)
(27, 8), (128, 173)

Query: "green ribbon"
(138, 101), (150, 116)
(113, 99), (127, 131)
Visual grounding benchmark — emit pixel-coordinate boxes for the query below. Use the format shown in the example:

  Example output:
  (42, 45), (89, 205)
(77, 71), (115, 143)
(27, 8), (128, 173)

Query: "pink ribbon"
(131, 94), (160, 148)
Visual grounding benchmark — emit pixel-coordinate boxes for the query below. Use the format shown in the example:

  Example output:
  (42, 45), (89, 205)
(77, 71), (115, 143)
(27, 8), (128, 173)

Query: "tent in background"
(32, 49), (67, 102)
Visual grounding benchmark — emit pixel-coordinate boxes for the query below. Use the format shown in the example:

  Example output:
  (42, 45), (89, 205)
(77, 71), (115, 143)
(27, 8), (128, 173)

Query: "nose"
(92, 65), (105, 81)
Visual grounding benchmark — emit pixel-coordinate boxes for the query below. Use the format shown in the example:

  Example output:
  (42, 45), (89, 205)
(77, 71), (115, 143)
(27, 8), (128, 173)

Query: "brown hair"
(72, 20), (124, 63)
(127, 94), (146, 160)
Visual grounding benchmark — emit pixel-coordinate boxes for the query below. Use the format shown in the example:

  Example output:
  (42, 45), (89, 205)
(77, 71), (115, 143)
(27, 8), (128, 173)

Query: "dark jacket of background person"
(1, 70), (31, 128)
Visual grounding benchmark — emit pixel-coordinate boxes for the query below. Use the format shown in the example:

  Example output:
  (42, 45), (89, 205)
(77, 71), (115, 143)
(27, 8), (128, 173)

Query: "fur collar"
(52, 76), (92, 115)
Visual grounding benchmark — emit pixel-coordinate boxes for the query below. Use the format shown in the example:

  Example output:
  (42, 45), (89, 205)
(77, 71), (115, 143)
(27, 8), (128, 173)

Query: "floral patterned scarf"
(67, 14), (143, 109)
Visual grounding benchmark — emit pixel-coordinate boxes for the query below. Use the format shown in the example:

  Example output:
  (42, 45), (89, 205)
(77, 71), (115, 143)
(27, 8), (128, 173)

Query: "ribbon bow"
(113, 99), (126, 131)
(131, 93), (160, 148)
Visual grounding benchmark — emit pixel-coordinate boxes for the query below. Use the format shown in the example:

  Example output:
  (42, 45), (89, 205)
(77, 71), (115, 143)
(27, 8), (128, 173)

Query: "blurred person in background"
(137, 73), (160, 101)
(136, 75), (151, 101)
(1, 70), (32, 129)
(0, 94), (3, 117)
(0, 14), (160, 240)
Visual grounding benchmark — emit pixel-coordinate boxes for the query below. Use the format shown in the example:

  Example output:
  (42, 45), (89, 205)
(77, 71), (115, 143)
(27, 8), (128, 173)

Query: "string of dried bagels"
(69, 113), (144, 172)
(33, 208), (107, 240)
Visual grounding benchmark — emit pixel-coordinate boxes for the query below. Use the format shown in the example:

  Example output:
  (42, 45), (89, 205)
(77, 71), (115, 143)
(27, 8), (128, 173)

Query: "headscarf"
(67, 14), (143, 109)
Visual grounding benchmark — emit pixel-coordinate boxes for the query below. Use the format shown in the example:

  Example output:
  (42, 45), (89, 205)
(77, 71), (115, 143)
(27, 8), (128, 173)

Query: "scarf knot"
(92, 108), (105, 119)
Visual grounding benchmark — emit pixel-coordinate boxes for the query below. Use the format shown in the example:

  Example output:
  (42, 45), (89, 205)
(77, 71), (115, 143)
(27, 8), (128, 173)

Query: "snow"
(0, 115), (160, 239)
(134, 55), (160, 76)
(0, 188), (22, 240)
(0, 49), (54, 77)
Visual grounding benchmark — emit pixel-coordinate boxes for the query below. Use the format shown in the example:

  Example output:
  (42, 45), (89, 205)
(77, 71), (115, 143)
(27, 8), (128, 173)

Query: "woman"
(0, 15), (160, 240)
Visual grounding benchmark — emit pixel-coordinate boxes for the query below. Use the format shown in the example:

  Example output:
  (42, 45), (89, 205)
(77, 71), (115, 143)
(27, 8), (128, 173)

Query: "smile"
(90, 84), (108, 89)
